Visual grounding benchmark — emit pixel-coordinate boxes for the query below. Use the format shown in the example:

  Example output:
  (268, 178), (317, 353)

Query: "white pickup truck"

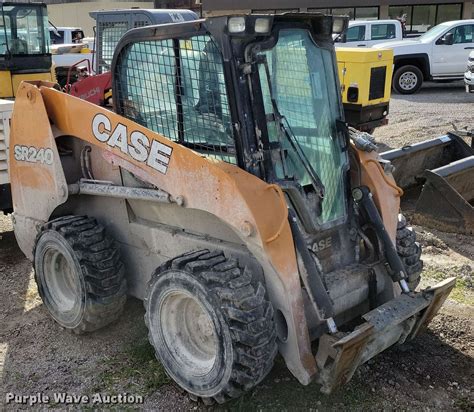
(374, 20), (474, 94)
(334, 20), (403, 48)
(465, 51), (474, 92)
(49, 27), (95, 86)
(49, 26), (86, 45)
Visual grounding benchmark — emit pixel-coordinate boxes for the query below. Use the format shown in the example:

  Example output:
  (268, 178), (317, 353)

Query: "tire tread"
(34, 215), (126, 334)
(145, 249), (277, 405)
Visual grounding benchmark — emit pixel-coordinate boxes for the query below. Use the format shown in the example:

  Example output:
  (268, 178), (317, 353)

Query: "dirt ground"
(1, 81), (473, 411)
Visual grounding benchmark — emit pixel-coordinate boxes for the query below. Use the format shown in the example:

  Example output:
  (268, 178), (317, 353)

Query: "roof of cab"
(89, 8), (198, 24)
(348, 19), (401, 26)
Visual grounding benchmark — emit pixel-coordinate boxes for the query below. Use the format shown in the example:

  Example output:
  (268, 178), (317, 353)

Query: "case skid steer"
(9, 13), (455, 403)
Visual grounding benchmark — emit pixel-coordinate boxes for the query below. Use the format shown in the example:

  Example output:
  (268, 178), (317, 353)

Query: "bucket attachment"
(316, 277), (456, 394)
(381, 133), (474, 234)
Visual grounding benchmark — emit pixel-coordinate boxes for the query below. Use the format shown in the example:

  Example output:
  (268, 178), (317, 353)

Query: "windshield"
(256, 29), (348, 225)
(0, 5), (49, 55)
(418, 24), (449, 42)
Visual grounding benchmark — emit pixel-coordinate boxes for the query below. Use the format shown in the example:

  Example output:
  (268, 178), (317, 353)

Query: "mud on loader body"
(10, 14), (455, 403)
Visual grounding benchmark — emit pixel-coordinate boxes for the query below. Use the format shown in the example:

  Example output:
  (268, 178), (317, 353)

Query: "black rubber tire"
(393, 65), (423, 95)
(144, 250), (277, 405)
(396, 214), (423, 290)
(34, 215), (126, 334)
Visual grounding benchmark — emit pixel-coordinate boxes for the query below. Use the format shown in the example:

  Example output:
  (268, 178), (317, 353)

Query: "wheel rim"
(42, 247), (80, 313)
(399, 71), (418, 91)
(159, 290), (218, 376)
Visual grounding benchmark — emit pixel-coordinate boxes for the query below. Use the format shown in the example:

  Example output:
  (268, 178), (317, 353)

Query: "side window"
(72, 30), (84, 43)
(50, 30), (64, 45)
(99, 21), (129, 73)
(179, 36), (235, 162)
(118, 39), (178, 140)
(117, 35), (236, 164)
(371, 24), (397, 40)
(453, 25), (473, 44)
(346, 25), (365, 42)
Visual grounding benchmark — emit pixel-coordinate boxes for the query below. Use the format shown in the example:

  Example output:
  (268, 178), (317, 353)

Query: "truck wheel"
(144, 250), (277, 404)
(396, 214), (423, 289)
(34, 216), (126, 334)
(393, 65), (423, 94)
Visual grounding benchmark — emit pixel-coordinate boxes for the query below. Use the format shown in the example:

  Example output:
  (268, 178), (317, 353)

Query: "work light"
(228, 17), (246, 33)
(255, 17), (271, 34)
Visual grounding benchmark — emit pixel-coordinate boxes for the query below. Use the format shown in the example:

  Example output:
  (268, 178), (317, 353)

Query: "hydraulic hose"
(352, 186), (410, 293)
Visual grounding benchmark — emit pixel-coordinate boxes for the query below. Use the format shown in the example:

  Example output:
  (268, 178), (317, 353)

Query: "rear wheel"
(396, 214), (423, 290)
(144, 250), (277, 404)
(393, 65), (423, 94)
(34, 215), (126, 334)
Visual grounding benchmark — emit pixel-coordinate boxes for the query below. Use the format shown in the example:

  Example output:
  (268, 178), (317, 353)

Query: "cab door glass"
(371, 24), (397, 41)
(441, 25), (474, 44)
(453, 25), (473, 44)
(346, 25), (365, 42)
(0, 16), (11, 54)
(257, 29), (347, 224)
(50, 30), (64, 44)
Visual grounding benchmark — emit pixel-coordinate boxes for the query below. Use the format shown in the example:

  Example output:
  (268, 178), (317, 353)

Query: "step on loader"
(9, 13), (455, 403)
(382, 132), (474, 234)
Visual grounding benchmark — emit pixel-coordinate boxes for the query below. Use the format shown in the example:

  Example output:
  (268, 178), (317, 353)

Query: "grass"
(90, 338), (170, 397)
(422, 265), (473, 306)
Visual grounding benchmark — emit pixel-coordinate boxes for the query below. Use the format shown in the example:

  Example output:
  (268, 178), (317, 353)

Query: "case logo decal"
(92, 113), (172, 174)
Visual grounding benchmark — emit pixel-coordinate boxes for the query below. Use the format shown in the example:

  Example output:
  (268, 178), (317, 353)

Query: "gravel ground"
(374, 81), (473, 150)
(1, 81), (473, 411)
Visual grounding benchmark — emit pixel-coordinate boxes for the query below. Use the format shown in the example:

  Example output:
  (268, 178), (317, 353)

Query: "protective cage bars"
(97, 18), (155, 74)
(115, 34), (237, 164)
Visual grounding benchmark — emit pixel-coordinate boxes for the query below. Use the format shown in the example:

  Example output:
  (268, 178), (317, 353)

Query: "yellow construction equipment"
(9, 13), (455, 404)
(0, 2), (55, 99)
(337, 48), (393, 133)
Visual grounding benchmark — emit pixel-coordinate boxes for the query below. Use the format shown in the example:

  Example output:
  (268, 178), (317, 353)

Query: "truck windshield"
(256, 29), (348, 225)
(418, 24), (449, 42)
(0, 4), (49, 55)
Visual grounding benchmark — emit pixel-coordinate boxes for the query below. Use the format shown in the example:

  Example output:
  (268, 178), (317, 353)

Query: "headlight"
(228, 17), (246, 34)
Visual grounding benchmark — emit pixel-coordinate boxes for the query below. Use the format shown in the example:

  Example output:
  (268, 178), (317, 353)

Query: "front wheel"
(144, 250), (277, 404)
(393, 65), (423, 94)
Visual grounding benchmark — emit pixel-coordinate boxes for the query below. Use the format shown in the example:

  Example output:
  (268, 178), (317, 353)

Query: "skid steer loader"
(9, 13), (455, 403)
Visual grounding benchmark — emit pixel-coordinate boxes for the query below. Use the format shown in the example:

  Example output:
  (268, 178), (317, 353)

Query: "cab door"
(336, 24), (368, 48)
(432, 24), (474, 76)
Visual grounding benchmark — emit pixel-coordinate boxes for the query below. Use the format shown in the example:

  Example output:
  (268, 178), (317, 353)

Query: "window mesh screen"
(98, 21), (129, 73)
(116, 35), (236, 164)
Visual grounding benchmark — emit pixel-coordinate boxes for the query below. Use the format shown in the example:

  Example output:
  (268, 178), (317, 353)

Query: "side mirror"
(335, 33), (347, 43)
(442, 32), (455, 45)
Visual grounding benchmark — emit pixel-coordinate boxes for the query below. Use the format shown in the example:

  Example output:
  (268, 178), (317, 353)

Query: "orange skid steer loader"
(9, 13), (455, 403)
